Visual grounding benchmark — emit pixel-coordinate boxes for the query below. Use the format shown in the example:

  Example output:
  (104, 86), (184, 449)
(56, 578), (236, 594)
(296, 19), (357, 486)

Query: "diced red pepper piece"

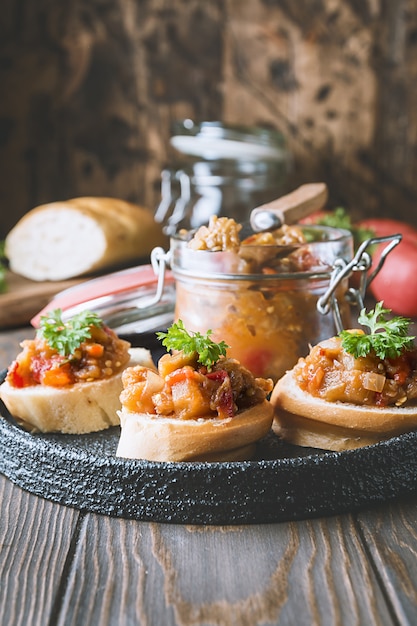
(206, 370), (235, 418)
(7, 361), (25, 388)
(165, 366), (202, 386)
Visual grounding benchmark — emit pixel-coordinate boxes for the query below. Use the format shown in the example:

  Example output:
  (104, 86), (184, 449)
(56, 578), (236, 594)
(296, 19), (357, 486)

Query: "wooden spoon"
(238, 182), (328, 269)
(240, 182), (328, 240)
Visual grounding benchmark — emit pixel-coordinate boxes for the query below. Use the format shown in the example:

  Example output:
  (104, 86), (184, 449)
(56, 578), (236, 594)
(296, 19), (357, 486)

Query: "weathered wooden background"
(1, 0), (417, 238)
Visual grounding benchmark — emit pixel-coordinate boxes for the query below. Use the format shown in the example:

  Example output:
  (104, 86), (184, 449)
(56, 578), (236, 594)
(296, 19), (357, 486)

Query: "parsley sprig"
(316, 207), (374, 249)
(156, 320), (229, 370)
(339, 302), (415, 359)
(37, 308), (103, 356)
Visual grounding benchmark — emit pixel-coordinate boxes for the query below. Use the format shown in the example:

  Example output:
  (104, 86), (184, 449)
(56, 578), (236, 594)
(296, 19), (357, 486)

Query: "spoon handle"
(250, 182), (328, 232)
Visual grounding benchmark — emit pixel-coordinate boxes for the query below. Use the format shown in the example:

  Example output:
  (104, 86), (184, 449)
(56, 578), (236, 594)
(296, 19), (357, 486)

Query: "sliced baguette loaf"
(5, 197), (167, 281)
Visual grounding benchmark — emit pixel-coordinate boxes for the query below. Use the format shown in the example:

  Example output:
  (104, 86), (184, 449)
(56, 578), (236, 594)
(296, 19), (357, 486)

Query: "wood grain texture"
(5, 477), (417, 626)
(148, 519), (395, 626)
(358, 497), (417, 625)
(223, 0), (417, 221)
(55, 514), (151, 626)
(0, 475), (80, 626)
(0, 273), (85, 329)
(1, 0), (417, 238)
(47, 513), (395, 626)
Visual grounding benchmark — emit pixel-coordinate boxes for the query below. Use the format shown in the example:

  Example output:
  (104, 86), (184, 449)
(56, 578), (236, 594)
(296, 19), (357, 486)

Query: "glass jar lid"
(170, 120), (287, 161)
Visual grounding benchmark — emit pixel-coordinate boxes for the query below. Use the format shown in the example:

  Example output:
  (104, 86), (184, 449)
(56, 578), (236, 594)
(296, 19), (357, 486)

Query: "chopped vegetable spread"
(6, 309), (131, 388)
(120, 321), (273, 420)
(294, 303), (417, 407)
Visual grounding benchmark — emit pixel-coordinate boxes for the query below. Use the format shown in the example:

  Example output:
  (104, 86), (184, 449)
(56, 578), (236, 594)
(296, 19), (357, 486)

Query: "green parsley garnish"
(37, 308), (103, 356)
(156, 320), (229, 370)
(339, 302), (415, 360)
(317, 207), (374, 249)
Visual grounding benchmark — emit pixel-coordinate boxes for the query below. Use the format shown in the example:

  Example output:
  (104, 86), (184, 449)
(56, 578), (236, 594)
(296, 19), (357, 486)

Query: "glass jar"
(155, 120), (291, 235)
(167, 225), (354, 382)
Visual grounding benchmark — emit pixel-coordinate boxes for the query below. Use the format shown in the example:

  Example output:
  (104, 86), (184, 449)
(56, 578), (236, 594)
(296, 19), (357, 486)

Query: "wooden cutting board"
(0, 271), (84, 329)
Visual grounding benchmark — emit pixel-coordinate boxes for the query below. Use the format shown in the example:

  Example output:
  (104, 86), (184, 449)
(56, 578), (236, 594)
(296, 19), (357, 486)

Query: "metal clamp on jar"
(317, 234), (402, 332)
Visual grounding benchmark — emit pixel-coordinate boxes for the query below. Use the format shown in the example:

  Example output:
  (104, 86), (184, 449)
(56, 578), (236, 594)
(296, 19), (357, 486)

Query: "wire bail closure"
(150, 246), (172, 305)
(317, 234), (403, 333)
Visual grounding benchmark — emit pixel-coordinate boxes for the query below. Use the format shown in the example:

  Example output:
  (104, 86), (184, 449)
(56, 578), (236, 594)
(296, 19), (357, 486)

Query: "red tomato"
(8, 361), (25, 388)
(369, 239), (417, 317)
(299, 210), (329, 225)
(358, 218), (417, 244)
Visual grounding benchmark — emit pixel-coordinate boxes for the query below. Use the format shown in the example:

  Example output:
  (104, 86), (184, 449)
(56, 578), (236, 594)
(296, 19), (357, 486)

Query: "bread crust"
(271, 370), (417, 451)
(6, 197), (167, 281)
(0, 347), (155, 434)
(116, 400), (274, 462)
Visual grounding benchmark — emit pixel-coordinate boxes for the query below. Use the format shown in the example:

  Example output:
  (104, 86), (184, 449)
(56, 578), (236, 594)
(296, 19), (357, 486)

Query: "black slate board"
(1, 393), (417, 524)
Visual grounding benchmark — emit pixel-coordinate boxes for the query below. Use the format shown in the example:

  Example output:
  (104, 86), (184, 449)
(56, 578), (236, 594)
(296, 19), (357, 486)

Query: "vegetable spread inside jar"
(170, 215), (354, 382)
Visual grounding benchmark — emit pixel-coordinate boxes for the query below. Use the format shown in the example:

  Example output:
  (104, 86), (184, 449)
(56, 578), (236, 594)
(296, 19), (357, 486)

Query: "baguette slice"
(0, 347), (155, 434)
(5, 197), (167, 281)
(271, 370), (417, 451)
(116, 400), (273, 462)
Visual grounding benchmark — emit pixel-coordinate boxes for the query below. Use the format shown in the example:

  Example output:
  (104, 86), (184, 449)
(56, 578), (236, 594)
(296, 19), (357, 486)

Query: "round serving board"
(1, 391), (417, 524)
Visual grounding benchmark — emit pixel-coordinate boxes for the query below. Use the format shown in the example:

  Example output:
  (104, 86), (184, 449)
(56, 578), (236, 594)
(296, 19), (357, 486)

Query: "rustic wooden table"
(1, 327), (417, 626)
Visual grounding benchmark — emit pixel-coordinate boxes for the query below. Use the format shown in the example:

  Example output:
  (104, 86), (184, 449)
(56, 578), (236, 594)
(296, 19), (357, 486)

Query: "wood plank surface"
(0, 475), (81, 626)
(1, 475), (409, 626)
(0, 272), (84, 329)
(358, 499), (417, 625)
